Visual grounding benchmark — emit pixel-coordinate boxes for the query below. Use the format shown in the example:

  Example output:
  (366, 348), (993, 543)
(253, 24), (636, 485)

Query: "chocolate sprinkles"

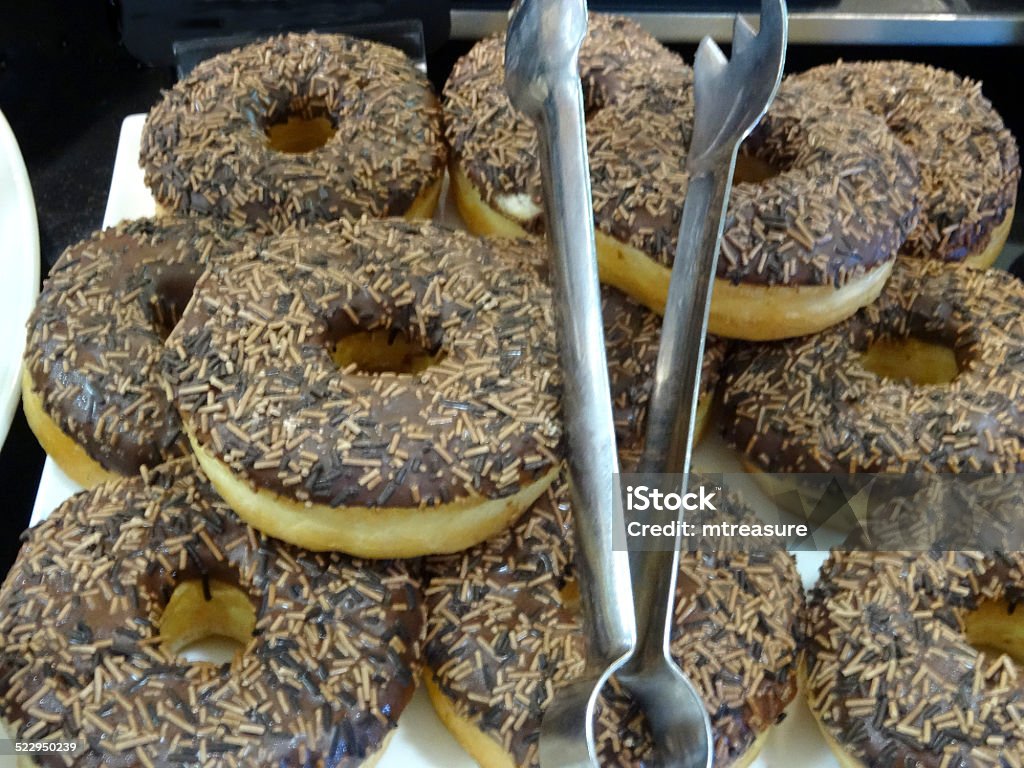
(721, 259), (1024, 474)
(140, 32), (447, 231)
(804, 550), (1024, 766)
(424, 476), (803, 767)
(23, 217), (256, 478)
(789, 60), (1021, 263)
(444, 15), (921, 289)
(166, 219), (562, 510)
(0, 457), (425, 767)
(601, 286), (727, 468)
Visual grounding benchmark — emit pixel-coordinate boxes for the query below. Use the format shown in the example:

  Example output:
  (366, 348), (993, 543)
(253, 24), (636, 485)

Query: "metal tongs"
(505, 1), (787, 766)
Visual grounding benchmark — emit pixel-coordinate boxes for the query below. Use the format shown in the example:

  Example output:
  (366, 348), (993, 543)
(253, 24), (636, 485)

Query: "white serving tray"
(0, 109), (39, 450)
(15, 114), (839, 767)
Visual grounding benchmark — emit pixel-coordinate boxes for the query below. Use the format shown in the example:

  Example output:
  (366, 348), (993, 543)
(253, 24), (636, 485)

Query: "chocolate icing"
(23, 217), (255, 476)
(722, 259), (1024, 474)
(602, 286), (727, 466)
(141, 32), (447, 231)
(444, 15), (921, 288)
(789, 60), (1020, 262)
(804, 549), (1024, 766)
(722, 81), (920, 287)
(0, 457), (425, 767)
(166, 219), (562, 509)
(424, 476), (803, 767)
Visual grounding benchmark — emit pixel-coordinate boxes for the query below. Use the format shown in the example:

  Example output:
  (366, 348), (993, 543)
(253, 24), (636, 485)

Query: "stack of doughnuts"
(9, 13), (1024, 768)
(11, 32), (459, 767)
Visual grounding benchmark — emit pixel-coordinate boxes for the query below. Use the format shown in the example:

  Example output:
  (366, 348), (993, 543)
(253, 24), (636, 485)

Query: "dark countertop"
(2, 1), (1024, 577)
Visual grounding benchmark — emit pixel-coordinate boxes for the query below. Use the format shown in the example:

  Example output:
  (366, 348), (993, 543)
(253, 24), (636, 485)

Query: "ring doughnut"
(424, 476), (803, 768)
(788, 60), (1020, 268)
(444, 19), (921, 340)
(804, 549), (1024, 767)
(0, 457), (425, 767)
(165, 220), (561, 558)
(711, 81), (920, 340)
(721, 259), (1024, 474)
(22, 217), (252, 488)
(141, 32), (447, 230)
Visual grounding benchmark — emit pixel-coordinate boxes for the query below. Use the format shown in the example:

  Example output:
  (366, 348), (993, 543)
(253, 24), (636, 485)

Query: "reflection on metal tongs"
(505, 0), (787, 765)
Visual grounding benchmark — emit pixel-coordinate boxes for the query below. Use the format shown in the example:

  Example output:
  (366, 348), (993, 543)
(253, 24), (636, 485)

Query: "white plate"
(19, 114), (840, 767)
(0, 109), (39, 449)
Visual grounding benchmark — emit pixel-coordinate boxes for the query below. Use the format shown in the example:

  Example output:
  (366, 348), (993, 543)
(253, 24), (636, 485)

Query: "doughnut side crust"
(19, 369), (119, 488)
(452, 160), (898, 341)
(189, 431), (559, 557)
(0, 457), (426, 767)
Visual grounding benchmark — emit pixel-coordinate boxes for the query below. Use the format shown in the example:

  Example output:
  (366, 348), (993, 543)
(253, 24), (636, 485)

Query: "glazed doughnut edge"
(20, 369), (120, 488)
(450, 162), (895, 341)
(189, 432), (561, 559)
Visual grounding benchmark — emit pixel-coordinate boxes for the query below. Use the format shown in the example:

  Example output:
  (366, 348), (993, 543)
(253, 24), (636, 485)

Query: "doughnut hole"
(859, 336), (962, 386)
(963, 600), (1024, 667)
(264, 99), (338, 154)
(580, 72), (611, 119)
(733, 153), (780, 185)
(558, 578), (581, 613)
(331, 326), (446, 375)
(159, 579), (257, 664)
(150, 267), (203, 341)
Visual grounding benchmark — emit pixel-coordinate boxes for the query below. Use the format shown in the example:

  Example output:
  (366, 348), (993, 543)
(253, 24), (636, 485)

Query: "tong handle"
(534, 73), (636, 670)
(630, 163), (734, 666)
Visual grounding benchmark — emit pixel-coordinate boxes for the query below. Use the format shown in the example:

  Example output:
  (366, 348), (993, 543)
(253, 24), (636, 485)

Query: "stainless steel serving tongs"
(505, 1), (787, 766)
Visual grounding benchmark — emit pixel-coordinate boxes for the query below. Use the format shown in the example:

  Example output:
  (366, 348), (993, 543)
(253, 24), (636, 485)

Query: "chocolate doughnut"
(22, 217), (253, 488)
(721, 259), (1024, 475)
(0, 456), (425, 767)
(713, 81), (919, 340)
(165, 219), (561, 558)
(140, 33), (446, 231)
(804, 549), (1024, 767)
(602, 286), (726, 463)
(444, 15), (921, 340)
(423, 476), (803, 768)
(789, 60), (1020, 268)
